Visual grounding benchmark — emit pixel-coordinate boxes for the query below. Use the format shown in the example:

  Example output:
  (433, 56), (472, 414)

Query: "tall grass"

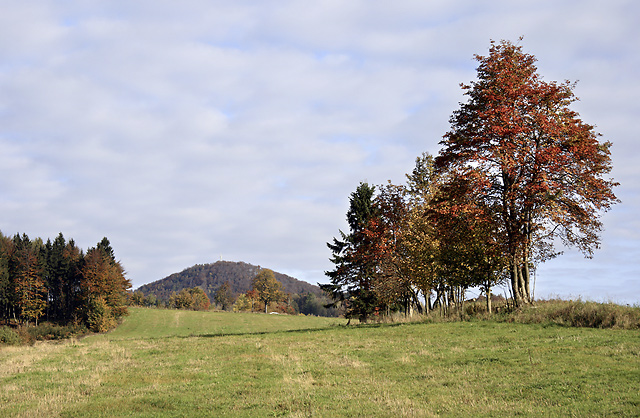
(354, 299), (640, 330)
(491, 299), (640, 329)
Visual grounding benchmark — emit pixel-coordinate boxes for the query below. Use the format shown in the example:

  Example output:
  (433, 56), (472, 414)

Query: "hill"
(137, 260), (323, 303)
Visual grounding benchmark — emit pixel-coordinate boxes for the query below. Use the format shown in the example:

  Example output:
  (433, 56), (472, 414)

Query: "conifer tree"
(322, 182), (379, 323)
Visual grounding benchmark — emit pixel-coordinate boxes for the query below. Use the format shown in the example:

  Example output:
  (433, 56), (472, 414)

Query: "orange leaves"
(434, 39), (618, 304)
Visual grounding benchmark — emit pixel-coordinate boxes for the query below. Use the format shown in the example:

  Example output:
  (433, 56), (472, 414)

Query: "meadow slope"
(1, 308), (639, 417)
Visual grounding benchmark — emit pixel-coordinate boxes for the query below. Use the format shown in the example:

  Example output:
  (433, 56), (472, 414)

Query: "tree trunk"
(520, 265), (528, 303)
(522, 257), (531, 303)
(510, 259), (522, 307)
(486, 283), (492, 314)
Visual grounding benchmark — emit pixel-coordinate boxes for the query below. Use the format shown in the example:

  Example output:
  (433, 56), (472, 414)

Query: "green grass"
(1, 307), (639, 417)
(108, 308), (344, 340)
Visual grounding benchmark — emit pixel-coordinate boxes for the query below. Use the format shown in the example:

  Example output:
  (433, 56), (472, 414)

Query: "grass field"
(1, 307), (639, 417)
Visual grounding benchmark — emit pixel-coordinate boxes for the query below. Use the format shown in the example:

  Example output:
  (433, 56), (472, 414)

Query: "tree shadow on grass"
(190, 320), (415, 339)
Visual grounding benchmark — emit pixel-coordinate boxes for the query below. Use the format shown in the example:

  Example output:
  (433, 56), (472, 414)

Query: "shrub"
(496, 299), (640, 330)
(168, 287), (211, 311)
(24, 322), (89, 341)
(86, 297), (118, 332)
(0, 326), (20, 345)
(233, 294), (252, 312)
(1, 323), (89, 346)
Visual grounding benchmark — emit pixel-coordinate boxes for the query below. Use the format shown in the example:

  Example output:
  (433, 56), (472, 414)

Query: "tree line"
(322, 39), (618, 323)
(0, 232), (131, 331)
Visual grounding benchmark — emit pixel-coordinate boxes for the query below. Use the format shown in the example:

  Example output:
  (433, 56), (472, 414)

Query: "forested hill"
(137, 261), (323, 302)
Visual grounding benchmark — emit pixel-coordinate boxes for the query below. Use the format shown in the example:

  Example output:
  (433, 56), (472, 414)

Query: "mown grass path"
(1, 308), (639, 417)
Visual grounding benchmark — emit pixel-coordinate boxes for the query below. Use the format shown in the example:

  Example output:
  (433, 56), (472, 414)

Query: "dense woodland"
(323, 40), (618, 322)
(0, 232), (131, 331)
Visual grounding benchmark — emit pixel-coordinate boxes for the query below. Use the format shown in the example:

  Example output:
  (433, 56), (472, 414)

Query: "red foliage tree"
(362, 183), (416, 315)
(435, 39), (618, 305)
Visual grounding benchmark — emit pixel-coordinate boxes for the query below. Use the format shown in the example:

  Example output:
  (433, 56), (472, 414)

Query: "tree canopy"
(436, 39), (618, 306)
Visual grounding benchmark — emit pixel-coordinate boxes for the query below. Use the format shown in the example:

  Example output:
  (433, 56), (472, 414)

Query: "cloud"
(0, 1), (638, 304)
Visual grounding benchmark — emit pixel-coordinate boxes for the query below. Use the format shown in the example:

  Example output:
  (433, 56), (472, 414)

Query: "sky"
(1, 1), (638, 304)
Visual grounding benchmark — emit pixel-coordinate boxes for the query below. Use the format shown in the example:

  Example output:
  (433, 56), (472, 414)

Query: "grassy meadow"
(1, 307), (639, 417)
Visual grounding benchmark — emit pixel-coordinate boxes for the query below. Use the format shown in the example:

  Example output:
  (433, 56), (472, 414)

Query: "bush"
(1, 323), (89, 346)
(168, 287), (211, 311)
(498, 299), (640, 330)
(0, 326), (20, 345)
(417, 298), (640, 330)
(86, 297), (118, 333)
(24, 322), (88, 341)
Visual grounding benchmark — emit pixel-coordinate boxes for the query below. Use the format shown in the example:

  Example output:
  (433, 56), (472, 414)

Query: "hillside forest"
(135, 261), (339, 317)
(322, 40), (618, 323)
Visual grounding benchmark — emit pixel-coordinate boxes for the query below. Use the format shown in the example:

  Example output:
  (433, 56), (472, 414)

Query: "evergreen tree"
(44, 233), (68, 322)
(0, 232), (14, 320)
(61, 239), (83, 322)
(322, 182), (379, 323)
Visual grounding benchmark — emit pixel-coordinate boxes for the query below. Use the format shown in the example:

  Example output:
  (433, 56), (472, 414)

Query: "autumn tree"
(214, 281), (234, 311)
(430, 174), (507, 313)
(188, 287), (211, 311)
(401, 153), (443, 312)
(362, 182), (418, 316)
(0, 232), (132, 330)
(168, 289), (191, 309)
(80, 238), (131, 331)
(435, 39), (618, 306)
(169, 287), (211, 311)
(232, 293), (252, 312)
(246, 289), (259, 312)
(129, 290), (146, 306)
(13, 236), (47, 325)
(322, 182), (380, 323)
(251, 269), (284, 313)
